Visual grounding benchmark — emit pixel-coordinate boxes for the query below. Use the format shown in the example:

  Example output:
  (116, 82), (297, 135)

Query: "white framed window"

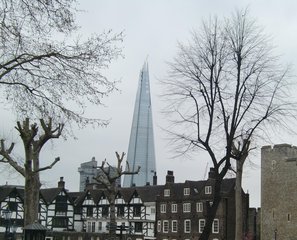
(196, 202), (203, 212)
(163, 220), (169, 233)
(172, 220), (178, 232)
(98, 222), (102, 231)
(212, 219), (219, 233)
(205, 186), (212, 194)
(183, 203), (191, 213)
(183, 188), (190, 195)
(171, 203), (177, 213)
(87, 222), (91, 232)
(184, 219), (191, 233)
(164, 189), (170, 197)
(92, 222), (96, 232)
(204, 186), (212, 194)
(157, 220), (161, 232)
(199, 219), (205, 233)
(160, 204), (166, 213)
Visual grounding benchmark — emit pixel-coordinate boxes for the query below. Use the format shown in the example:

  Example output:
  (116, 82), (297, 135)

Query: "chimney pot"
(58, 177), (65, 188)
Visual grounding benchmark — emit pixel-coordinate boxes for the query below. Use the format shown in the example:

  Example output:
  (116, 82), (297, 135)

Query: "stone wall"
(261, 144), (297, 240)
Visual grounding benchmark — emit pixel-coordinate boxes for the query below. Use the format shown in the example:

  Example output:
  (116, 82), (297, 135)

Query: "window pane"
(199, 219), (205, 233)
(163, 221), (169, 233)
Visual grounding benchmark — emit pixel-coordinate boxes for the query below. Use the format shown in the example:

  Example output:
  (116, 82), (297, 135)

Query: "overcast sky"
(1, 0), (297, 208)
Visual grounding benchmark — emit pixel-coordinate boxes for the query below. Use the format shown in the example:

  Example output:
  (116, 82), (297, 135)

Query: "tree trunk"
(235, 159), (244, 240)
(199, 177), (222, 240)
(108, 182), (117, 239)
(24, 172), (41, 226)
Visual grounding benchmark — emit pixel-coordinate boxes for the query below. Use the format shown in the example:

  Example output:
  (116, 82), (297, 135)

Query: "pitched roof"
(67, 192), (81, 203)
(40, 188), (63, 205)
(0, 185), (24, 202)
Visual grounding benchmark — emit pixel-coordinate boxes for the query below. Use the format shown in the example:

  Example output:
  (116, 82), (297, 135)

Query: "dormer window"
(184, 187), (190, 195)
(164, 189), (170, 197)
(205, 186), (212, 194)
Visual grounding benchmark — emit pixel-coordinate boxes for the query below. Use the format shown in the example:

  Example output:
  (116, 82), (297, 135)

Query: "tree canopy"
(162, 9), (296, 239)
(0, 0), (122, 127)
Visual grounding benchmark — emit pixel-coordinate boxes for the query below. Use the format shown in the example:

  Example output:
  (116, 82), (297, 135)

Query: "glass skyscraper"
(123, 62), (156, 187)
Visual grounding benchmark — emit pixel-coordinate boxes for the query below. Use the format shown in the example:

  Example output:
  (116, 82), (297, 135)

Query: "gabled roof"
(118, 188), (135, 203)
(89, 189), (105, 204)
(73, 191), (87, 206)
(0, 185), (24, 202)
(74, 189), (107, 206)
(40, 187), (72, 205)
(67, 192), (81, 203)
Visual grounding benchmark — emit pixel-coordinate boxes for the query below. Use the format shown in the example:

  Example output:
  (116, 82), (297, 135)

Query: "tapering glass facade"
(123, 62), (156, 187)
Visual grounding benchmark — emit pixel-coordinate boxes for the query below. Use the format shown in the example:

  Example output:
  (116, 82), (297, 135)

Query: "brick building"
(155, 170), (249, 240)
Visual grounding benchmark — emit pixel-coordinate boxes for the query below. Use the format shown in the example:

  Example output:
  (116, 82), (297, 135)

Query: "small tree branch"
(0, 139), (25, 176)
(34, 157), (60, 173)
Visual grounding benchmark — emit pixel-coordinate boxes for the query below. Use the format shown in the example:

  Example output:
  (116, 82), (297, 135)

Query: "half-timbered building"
(0, 185), (24, 234)
(0, 171), (250, 240)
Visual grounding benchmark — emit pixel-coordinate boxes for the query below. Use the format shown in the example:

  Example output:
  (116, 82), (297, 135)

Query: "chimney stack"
(208, 168), (216, 179)
(153, 172), (157, 185)
(166, 170), (174, 184)
(58, 177), (65, 188)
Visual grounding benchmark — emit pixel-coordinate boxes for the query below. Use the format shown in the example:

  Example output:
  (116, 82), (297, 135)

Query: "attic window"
(184, 188), (190, 195)
(164, 189), (170, 197)
(205, 186), (212, 194)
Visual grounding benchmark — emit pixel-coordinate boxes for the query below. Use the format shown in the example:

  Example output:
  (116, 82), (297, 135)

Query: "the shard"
(123, 62), (156, 187)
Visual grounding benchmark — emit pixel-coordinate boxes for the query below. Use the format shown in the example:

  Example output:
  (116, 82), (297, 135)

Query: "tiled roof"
(0, 185), (24, 202)
(67, 192), (81, 203)
(40, 188), (63, 204)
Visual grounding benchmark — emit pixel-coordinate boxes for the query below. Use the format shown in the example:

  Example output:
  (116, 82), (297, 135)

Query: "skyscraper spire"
(123, 62), (156, 187)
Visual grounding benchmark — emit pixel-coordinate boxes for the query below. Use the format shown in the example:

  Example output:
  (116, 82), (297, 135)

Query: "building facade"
(78, 157), (99, 191)
(261, 144), (297, 240)
(155, 170), (249, 240)
(0, 171), (250, 240)
(123, 62), (157, 187)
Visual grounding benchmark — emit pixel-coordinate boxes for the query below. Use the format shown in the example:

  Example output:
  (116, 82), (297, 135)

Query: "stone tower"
(123, 62), (156, 187)
(261, 144), (297, 240)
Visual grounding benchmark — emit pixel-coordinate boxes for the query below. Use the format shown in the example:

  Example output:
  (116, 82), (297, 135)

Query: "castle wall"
(261, 144), (297, 240)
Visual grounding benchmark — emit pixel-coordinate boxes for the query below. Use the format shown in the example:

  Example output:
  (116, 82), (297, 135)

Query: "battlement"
(261, 144), (297, 153)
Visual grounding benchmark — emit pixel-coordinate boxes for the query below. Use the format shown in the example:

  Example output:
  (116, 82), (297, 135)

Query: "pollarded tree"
(162, 9), (296, 240)
(0, 0), (122, 126)
(0, 118), (63, 226)
(0, 0), (122, 227)
(94, 152), (140, 239)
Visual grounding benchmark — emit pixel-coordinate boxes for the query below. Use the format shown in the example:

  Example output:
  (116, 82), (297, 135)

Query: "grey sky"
(1, 0), (297, 208)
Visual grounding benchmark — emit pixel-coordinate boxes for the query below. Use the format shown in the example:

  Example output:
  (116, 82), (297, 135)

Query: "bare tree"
(0, 118), (63, 226)
(162, 9), (296, 240)
(0, 0), (122, 127)
(94, 152), (140, 239)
